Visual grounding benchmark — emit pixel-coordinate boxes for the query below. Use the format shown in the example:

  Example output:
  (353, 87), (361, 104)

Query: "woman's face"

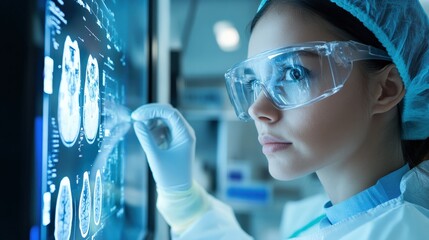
(248, 5), (373, 180)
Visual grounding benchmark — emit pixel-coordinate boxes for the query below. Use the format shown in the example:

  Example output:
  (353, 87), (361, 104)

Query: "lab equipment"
(224, 40), (391, 121)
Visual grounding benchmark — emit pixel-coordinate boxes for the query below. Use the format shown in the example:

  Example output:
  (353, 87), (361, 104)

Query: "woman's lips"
(259, 135), (292, 154)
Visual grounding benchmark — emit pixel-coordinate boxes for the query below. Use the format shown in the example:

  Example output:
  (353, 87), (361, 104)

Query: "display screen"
(38, 0), (150, 239)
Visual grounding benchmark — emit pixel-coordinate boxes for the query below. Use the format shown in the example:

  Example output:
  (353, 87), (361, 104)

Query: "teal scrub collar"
(257, 0), (269, 13)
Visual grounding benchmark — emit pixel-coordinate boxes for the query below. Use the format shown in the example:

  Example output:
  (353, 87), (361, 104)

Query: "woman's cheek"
(286, 92), (369, 161)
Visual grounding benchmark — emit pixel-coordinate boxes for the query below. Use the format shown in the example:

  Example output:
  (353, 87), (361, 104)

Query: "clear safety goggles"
(224, 41), (391, 121)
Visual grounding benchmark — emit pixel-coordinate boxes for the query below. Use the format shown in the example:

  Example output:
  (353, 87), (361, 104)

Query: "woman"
(132, 0), (429, 239)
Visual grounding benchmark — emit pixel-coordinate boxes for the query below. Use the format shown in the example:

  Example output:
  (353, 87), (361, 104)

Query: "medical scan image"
(83, 55), (100, 144)
(54, 177), (73, 240)
(78, 171), (91, 238)
(93, 169), (103, 226)
(40, 0), (136, 238)
(58, 35), (81, 148)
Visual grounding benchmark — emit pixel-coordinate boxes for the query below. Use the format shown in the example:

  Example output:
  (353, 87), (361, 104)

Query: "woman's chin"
(267, 163), (305, 181)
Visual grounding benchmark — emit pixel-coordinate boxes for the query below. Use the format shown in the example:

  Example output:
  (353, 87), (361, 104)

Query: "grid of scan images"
(42, 0), (128, 239)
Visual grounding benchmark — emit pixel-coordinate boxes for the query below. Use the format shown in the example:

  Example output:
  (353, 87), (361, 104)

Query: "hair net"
(256, 0), (429, 140)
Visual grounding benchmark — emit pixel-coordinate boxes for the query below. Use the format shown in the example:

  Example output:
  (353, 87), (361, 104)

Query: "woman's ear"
(371, 64), (405, 115)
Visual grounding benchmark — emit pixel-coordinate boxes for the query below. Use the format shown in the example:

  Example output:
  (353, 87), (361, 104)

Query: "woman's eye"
(244, 79), (258, 92)
(283, 66), (310, 82)
(243, 74), (258, 90)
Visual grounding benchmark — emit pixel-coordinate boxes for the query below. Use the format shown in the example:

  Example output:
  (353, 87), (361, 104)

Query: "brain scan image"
(83, 55), (100, 144)
(78, 171), (91, 238)
(58, 35), (81, 147)
(54, 177), (73, 240)
(93, 169), (102, 225)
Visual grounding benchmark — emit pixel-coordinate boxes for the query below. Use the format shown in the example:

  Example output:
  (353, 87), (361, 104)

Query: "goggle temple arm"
(334, 41), (392, 62)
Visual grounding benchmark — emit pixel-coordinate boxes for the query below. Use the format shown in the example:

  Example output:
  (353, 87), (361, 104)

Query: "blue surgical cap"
(257, 0), (429, 140)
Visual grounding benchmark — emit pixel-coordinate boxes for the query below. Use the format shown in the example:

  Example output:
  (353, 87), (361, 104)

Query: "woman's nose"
(248, 92), (281, 123)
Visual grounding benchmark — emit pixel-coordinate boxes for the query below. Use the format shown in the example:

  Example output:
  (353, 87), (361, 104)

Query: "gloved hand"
(132, 103), (210, 234)
(131, 103), (195, 191)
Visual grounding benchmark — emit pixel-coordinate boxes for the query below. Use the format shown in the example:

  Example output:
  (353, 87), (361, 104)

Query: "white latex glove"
(131, 103), (194, 191)
(132, 103), (210, 233)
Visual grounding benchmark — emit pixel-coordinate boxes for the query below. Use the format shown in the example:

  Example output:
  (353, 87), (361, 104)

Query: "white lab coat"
(173, 160), (429, 240)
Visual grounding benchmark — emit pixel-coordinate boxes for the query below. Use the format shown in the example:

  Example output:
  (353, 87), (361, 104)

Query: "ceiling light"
(213, 21), (240, 52)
